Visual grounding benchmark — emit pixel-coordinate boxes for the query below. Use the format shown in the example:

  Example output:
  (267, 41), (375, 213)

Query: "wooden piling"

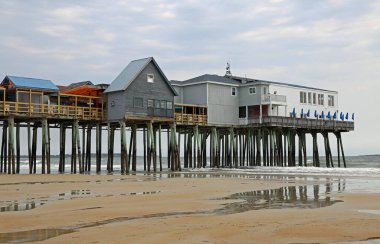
(96, 123), (101, 173)
(120, 121), (127, 174)
(8, 117), (15, 174)
(16, 122), (20, 173)
(59, 123), (66, 173)
(158, 124), (162, 171)
(27, 122), (32, 174)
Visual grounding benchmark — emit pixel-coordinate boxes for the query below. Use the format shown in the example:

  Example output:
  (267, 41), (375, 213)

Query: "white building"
(172, 74), (339, 126)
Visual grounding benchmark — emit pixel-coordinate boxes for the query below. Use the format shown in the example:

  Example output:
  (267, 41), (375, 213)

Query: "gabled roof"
(104, 57), (177, 95)
(3, 75), (59, 91)
(171, 74), (240, 86)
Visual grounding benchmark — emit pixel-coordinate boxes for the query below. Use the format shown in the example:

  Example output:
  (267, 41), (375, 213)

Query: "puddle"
(0, 229), (74, 243)
(358, 210), (380, 215)
(0, 190), (161, 212)
(214, 183), (343, 214)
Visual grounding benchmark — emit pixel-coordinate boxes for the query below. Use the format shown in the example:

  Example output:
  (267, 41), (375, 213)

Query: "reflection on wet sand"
(215, 182), (344, 214)
(0, 229), (74, 243)
(0, 174), (347, 243)
(0, 190), (160, 212)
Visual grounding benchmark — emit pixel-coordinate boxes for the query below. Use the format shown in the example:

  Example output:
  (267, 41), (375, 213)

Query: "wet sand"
(0, 173), (379, 243)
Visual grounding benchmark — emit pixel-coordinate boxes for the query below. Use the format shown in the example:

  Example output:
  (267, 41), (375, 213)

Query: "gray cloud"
(0, 0), (379, 155)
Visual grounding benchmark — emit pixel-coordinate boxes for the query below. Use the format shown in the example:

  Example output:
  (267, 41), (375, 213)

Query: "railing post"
(41, 91), (44, 113)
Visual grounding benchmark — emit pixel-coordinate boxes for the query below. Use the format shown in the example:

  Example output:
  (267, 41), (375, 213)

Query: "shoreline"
(0, 173), (379, 243)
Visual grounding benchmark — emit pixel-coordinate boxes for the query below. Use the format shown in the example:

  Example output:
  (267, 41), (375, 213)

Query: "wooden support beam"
(158, 124), (162, 171)
(16, 122), (20, 174)
(132, 124), (137, 172)
(71, 122), (76, 173)
(27, 122), (32, 174)
(8, 117), (15, 174)
(59, 123), (66, 173)
(96, 123), (101, 173)
(120, 121), (127, 174)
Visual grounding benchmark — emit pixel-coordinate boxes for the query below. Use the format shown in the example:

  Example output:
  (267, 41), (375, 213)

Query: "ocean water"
(13, 155), (380, 177)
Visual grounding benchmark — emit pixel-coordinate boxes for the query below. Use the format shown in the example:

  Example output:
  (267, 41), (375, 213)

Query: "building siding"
(182, 83), (207, 105)
(207, 83), (239, 125)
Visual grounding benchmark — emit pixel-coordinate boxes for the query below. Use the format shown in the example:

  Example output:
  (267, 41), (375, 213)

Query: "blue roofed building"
(1, 75), (59, 113)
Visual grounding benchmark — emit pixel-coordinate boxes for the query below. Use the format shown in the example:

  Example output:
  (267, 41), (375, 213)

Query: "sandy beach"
(0, 172), (379, 244)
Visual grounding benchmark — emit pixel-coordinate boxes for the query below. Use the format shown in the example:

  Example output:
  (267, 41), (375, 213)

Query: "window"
(300, 91), (307, 104)
(239, 106), (247, 118)
(231, 87), (236, 96)
(328, 95), (334, 107)
(313, 93), (316, 105)
(147, 74), (154, 83)
(154, 100), (160, 109)
(161, 100), (166, 109)
(166, 101), (173, 110)
(263, 87), (267, 94)
(318, 94), (324, 105)
(249, 87), (256, 95)
(308, 92), (312, 104)
(147, 99), (154, 108)
(133, 97), (143, 108)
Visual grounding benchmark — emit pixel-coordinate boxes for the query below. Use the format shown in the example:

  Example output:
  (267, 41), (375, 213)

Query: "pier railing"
(0, 101), (103, 120)
(248, 116), (354, 131)
(0, 89), (104, 120)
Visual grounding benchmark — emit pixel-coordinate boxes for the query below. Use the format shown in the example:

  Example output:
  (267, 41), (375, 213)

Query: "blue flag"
(321, 111), (325, 119)
(352, 113), (355, 120)
(301, 108), (304, 117)
(333, 111), (337, 119)
(340, 112), (344, 121)
(314, 110), (318, 118)
(292, 107), (296, 117)
(306, 109), (310, 118)
(327, 111), (331, 119)
(345, 112), (349, 120)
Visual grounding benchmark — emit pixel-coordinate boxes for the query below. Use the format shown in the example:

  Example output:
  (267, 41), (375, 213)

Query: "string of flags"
(290, 108), (355, 121)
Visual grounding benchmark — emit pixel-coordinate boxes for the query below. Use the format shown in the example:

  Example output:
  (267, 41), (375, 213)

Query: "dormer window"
(147, 74), (154, 83)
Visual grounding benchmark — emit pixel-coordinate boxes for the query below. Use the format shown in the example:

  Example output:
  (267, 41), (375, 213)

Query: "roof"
(171, 74), (240, 86)
(171, 74), (336, 93)
(104, 57), (177, 95)
(57, 85), (70, 92)
(4, 75), (59, 91)
(68, 81), (94, 89)
(62, 85), (103, 97)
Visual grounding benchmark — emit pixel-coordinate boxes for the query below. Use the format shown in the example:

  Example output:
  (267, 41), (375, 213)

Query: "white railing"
(261, 94), (287, 104)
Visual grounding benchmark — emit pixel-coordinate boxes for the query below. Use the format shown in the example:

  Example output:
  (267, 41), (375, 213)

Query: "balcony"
(174, 103), (208, 126)
(261, 94), (287, 104)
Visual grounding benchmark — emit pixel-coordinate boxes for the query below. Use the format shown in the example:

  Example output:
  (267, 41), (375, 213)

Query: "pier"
(0, 58), (355, 174)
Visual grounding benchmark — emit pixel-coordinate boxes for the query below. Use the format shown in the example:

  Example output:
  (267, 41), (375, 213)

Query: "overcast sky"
(0, 0), (379, 155)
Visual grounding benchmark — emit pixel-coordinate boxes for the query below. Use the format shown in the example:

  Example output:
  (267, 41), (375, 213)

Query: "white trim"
(147, 74), (154, 83)
(172, 80), (338, 94)
(249, 86), (256, 95)
(172, 81), (240, 87)
(231, 87), (237, 96)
